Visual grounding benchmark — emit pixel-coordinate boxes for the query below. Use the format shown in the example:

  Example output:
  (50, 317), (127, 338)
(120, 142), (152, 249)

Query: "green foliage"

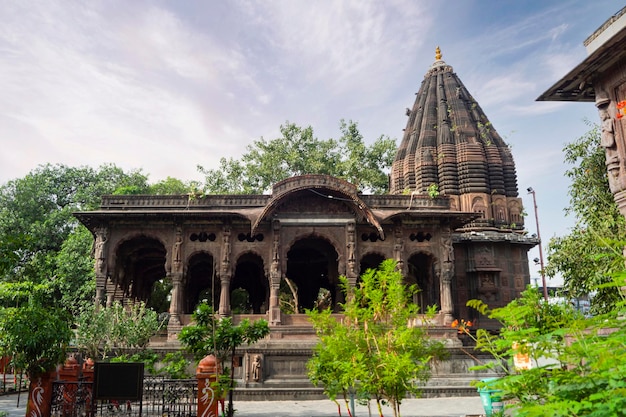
(0, 163), (149, 313)
(159, 351), (193, 379)
(111, 350), (160, 375)
(427, 183), (440, 198)
(0, 300), (72, 376)
(148, 176), (201, 195)
(52, 225), (96, 315)
(546, 123), (626, 313)
(198, 120), (396, 194)
(307, 260), (445, 417)
(178, 302), (270, 417)
(467, 284), (626, 416)
(75, 301), (164, 360)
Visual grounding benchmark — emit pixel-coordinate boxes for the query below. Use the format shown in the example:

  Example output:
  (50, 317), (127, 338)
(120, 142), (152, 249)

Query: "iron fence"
(51, 376), (197, 417)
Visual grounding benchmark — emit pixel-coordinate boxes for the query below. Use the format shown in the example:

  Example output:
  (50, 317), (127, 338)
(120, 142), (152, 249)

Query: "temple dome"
(391, 48), (523, 229)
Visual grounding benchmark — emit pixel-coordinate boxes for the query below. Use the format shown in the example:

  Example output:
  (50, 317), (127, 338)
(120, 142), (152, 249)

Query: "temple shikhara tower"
(75, 48), (537, 396)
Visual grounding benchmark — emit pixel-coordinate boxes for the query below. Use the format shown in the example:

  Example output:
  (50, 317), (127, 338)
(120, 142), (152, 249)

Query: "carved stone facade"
(76, 173), (535, 337)
(75, 50), (538, 394)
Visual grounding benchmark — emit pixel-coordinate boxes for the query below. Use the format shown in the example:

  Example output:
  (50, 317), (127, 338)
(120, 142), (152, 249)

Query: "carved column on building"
(439, 227), (454, 324)
(94, 226), (108, 306)
(219, 225), (232, 317)
(393, 223), (406, 276)
(596, 90), (626, 222)
(345, 221), (357, 286)
(597, 92), (622, 194)
(169, 227), (184, 327)
(269, 220), (282, 324)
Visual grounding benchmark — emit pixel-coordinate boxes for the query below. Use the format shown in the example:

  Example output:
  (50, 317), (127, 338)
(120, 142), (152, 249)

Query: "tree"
(307, 260), (445, 417)
(0, 164), (192, 315)
(178, 302), (270, 417)
(0, 300), (72, 377)
(198, 120), (397, 194)
(545, 123), (626, 313)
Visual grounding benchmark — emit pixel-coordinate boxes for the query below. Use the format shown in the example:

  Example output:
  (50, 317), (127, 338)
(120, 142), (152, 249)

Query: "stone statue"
(441, 229), (454, 263)
(95, 227), (108, 272)
(346, 222), (356, 275)
(251, 355), (262, 382)
(222, 226), (231, 265)
(172, 228), (183, 272)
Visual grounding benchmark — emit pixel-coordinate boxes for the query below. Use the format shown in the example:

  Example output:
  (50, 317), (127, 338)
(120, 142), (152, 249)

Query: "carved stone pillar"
(169, 226), (184, 326)
(94, 226), (108, 306)
(219, 226), (232, 317)
(439, 228), (454, 325)
(345, 221), (357, 282)
(168, 272), (183, 326)
(269, 221), (282, 324)
(393, 224), (406, 276)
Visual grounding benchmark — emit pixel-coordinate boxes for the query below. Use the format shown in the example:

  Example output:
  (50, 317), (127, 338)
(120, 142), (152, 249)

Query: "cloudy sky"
(1, 0), (622, 284)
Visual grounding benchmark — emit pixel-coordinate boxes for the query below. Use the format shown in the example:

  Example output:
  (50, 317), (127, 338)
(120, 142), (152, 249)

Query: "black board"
(93, 362), (144, 401)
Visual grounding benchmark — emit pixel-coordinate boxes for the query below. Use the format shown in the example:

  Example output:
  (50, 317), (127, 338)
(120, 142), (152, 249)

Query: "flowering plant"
(450, 318), (472, 334)
(616, 100), (626, 119)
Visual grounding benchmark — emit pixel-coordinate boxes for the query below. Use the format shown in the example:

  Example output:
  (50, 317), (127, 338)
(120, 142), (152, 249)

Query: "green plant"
(111, 350), (159, 375)
(461, 283), (626, 416)
(307, 259), (445, 417)
(0, 300), (72, 377)
(427, 183), (439, 198)
(178, 303), (270, 417)
(160, 351), (192, 379)
(75, 301), (165, 360)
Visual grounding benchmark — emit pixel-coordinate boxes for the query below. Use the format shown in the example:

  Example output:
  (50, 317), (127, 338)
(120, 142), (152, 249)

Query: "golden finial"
(435, 46), (442, 61)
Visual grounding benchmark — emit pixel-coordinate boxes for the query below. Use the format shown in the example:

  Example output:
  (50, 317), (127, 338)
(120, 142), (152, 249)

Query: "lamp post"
(527, 187), (548, 300)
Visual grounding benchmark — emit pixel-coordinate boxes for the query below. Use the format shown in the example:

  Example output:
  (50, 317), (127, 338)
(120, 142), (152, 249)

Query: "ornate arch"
(250, 175), (385, 238)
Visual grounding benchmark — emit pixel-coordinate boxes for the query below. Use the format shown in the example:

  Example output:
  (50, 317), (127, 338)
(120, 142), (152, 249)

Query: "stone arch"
(406, 251), (439, 314)
(471, 196), (487, 219)
(285, 234), (340, 311)
(111, 235), (167, 306)
(508, 199), (522, 225)
(492, 197), (506, 224)
(359, 252), (386, 277)
(184, 251), (217, 314)
(231, 251), (268, 314)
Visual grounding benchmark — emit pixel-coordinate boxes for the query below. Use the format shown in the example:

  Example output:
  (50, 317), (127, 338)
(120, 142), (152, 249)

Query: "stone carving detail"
(172, 227), (183, 272)
(346, 222), (356, 277)
(94, 227), (108, 273)
(250, 354), (263, 382)
(474, 245), (495, 268)
(597, 93), (621, 193)
(393, 225), (404, 271)
(222, 226), (231, 272)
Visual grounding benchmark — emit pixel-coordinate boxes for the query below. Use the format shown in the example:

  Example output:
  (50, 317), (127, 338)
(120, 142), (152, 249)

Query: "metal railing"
(51, 376), (198, 417)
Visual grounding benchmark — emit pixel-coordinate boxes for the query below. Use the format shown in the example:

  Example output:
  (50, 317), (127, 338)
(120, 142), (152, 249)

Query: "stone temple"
(75, 49), (537, 396)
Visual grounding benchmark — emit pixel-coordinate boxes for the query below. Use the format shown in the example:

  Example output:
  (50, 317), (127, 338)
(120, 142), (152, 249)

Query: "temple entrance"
(113, 237), (166, 304)
(407, 253), (439, 314)
(359, 253), (386, 276)
(231, 253), (268, 314)
(185, 252), (217, 313)
(286, 237), (339, 312)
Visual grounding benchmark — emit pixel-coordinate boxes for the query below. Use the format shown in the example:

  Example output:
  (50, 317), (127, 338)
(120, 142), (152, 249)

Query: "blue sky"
(1, 0), (622, 284)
